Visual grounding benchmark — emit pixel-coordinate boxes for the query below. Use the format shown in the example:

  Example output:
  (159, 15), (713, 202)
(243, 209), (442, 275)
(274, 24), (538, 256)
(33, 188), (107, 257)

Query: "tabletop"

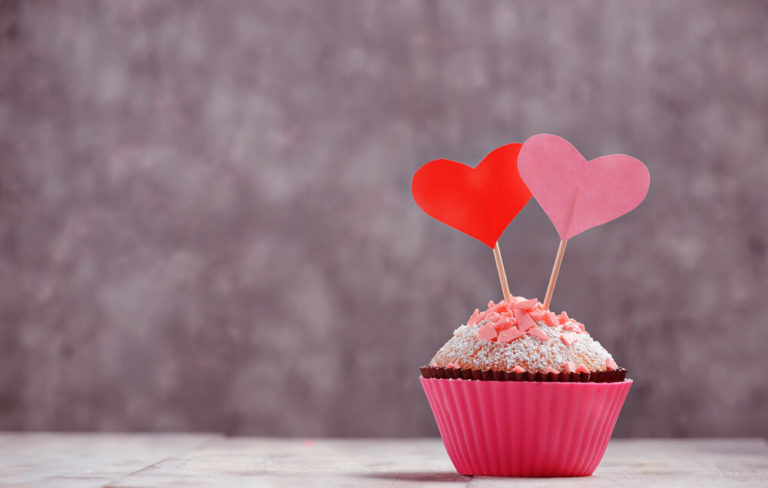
(0, 434), (766, 487)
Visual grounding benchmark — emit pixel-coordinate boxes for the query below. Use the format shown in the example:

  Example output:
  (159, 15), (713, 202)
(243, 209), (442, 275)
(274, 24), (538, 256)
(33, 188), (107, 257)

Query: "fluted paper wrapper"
(420, 365), (627, 382)
(420, 377), (632, 477)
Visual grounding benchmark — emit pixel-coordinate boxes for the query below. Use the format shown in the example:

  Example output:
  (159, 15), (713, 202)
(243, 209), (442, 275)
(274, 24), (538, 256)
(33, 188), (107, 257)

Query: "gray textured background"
(1, 0), (767, 437)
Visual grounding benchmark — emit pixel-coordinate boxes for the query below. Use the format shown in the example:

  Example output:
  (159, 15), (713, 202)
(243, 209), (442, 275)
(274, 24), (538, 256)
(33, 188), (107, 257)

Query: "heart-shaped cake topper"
(518, 134), (650, 241)
(412, 143), (532, 248)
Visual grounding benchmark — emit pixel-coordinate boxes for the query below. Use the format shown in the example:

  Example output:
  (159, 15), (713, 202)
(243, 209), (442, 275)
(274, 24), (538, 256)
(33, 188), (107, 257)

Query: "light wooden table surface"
(0, 434), (766, 487)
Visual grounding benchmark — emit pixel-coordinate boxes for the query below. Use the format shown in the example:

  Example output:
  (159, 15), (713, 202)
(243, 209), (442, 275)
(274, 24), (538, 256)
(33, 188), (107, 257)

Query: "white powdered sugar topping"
(430, 316), (616, 373)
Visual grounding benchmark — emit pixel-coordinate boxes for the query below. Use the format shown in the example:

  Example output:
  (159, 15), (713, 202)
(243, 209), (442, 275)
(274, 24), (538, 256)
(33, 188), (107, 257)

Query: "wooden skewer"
(543, 239), (567, 310)
(492, 242), (512, 303)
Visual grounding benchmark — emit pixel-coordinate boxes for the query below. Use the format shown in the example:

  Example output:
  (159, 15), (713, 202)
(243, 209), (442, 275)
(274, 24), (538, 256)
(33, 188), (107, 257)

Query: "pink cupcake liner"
(421, 377), (632, 477)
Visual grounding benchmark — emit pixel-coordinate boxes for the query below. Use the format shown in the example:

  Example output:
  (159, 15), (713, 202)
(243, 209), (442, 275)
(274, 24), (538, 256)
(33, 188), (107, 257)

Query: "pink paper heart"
(518, 134), (650, 241)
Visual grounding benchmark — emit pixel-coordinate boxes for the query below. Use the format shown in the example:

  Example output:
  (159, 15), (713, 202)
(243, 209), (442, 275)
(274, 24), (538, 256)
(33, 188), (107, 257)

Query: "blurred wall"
(1, 0), (767, 437)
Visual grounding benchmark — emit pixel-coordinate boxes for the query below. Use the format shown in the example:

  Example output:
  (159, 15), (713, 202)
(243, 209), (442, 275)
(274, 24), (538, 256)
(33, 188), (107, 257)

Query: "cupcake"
(420, 296), (631, 477)
(411, 135), (647, 477)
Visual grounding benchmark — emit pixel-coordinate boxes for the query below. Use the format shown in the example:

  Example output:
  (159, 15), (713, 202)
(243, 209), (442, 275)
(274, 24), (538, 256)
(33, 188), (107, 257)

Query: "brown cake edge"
(419, 365), (627, 383)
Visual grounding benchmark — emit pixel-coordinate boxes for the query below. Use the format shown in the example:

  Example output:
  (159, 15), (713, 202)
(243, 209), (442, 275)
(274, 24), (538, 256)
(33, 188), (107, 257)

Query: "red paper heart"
(518, 134), (650, 241)
(412, 143), (532, 248)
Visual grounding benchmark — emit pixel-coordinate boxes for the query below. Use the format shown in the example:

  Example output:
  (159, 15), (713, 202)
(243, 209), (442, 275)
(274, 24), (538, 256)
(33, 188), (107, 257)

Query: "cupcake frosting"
(429, 296), (618, 374)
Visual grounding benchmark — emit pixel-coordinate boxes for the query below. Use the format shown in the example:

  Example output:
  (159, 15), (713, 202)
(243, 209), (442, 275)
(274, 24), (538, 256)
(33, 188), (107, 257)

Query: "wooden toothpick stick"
(543, 239), (567, 310)
(492, 242), (512, 303)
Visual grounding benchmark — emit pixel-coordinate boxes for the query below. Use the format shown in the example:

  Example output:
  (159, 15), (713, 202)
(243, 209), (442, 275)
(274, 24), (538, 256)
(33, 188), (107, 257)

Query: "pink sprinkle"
(576, 363), (590, 374)
(515, 298), (538, 310)
(606, 357), (618, 370)
(489, 312), (505, 322)
(429, 361), (438, 367)
(544, 367), (559, 374)
(493, 301), (509, 313)
(527, 327), (549, 341)
(577, 322), (586, 332)
(534, 302), (545, 311)
(545, 311), (558, 326)
(561, 321), (578, 332)
(467, 308), (480, 326)
(488, 300), (495, 309)
(493, 318), (513, 331)
(497, 328), (525, 344)
(560, 333), (577, 346)
(529, 310), (547, 323)
(564, 361), (576, 373)
(514, 309), (536, 331)
(558, 311), (570, 324)
(512, 366), (525, 373)
(477, 324), (498, 342)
